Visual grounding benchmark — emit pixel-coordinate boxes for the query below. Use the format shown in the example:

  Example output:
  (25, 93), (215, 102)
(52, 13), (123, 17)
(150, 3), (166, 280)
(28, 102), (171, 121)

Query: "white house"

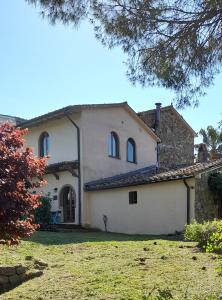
(21, 103), (159, 227)
(15, 102), (222, 235)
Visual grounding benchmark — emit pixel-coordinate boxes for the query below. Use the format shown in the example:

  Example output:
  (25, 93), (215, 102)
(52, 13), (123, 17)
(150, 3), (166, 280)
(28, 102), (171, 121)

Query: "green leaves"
(208, 172), (222, 194)
(184, 219), (222, 254)
(91, 0), (222, 107)
(199, 126), (222, 159)
(26, 0), (89, 26)
(26, 0), (222, 107)
(34, 197), (52, 227)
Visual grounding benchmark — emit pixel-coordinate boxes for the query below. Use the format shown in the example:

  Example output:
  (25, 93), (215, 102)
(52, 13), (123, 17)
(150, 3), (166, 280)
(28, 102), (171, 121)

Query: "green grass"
(0, 230), (222, 300)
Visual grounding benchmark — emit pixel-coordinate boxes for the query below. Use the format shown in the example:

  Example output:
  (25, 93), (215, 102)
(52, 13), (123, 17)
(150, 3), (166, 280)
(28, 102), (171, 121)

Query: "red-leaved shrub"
(0, 123), (47, 245)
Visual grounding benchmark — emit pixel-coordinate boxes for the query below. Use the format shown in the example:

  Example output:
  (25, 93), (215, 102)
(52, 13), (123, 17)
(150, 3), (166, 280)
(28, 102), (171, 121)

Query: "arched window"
(39, 132), (50, 157)
(108, 131), (119, 158)
(127, 138), (136, 163)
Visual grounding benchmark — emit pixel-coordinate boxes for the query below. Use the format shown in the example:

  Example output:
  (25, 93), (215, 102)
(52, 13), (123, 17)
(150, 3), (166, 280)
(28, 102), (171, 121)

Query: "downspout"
(154, 102), (161, 170)
(66, 115), (82, 226)
(156, 141), (160, 169)
(183, 179), (190, 225)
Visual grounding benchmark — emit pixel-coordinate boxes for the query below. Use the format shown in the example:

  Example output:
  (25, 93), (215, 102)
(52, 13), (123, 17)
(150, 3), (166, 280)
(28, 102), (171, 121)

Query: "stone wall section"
(139, 108), (195, 168)
(0, 265), (42, 294)
(194, 169), (221, 222)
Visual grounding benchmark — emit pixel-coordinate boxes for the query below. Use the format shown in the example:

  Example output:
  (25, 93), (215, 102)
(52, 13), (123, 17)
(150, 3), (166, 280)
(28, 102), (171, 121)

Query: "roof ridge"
(19, 102), (128, 128)
(19, 102), (161, 142)
(137, 105), (197, 136)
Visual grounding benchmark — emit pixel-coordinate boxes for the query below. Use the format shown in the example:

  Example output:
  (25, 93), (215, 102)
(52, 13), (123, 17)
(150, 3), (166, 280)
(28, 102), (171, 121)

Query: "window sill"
(108, 155), (121, 160)
(126, 160), (137, 164)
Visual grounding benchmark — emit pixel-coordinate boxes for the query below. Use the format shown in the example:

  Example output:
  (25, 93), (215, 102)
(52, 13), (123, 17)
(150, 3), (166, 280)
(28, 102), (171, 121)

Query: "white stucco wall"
(35, 171), (79, 224)
(81, 107), (157, 182)
(86, 178), (195, 235)
(24, 106), (158, 225)
(25, 115), (80, 164)
(24, 115), (81, 224)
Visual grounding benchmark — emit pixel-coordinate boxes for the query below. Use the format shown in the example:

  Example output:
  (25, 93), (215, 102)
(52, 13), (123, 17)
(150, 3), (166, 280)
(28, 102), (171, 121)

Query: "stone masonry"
(195, 169), (222, 222)
(138, 104), (196, 168)
(0, 265), (43, 294)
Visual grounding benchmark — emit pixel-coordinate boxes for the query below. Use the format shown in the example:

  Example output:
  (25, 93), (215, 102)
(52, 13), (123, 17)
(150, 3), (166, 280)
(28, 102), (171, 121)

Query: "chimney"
(154, 102), (162, 130)
(197, 143), (208, 163)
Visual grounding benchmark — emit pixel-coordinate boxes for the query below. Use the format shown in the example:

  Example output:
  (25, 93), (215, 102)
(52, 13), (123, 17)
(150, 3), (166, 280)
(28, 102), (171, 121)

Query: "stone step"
(47, 223), (82, 232)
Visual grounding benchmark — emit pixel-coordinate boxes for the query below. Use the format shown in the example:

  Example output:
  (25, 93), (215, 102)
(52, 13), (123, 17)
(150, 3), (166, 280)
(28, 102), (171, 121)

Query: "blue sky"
(0, 1), (221, 143)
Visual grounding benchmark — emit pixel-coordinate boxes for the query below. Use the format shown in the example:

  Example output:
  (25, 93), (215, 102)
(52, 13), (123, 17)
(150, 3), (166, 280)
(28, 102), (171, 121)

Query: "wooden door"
(62, 186), (76, 223)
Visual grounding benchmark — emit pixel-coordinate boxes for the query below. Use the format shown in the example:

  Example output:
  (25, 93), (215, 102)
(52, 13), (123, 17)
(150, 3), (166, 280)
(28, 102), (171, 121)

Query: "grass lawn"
(0, 230), (222, 300)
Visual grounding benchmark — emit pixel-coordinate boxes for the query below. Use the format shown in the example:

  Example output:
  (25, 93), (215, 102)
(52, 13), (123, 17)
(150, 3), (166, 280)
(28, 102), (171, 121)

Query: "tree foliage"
(26, 0), (222, 107)
(208, 172), (222, 195)
(199, 125), (222, 159)
(185, 220), (222, 254)
(34, 196), (52, 227)
(0, 123), (47, 245)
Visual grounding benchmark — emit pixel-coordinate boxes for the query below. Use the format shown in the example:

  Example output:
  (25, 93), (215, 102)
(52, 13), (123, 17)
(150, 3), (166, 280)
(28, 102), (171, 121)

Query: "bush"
(143, 286), (222, 299)
(184, 220), (222, 253)
(34, 197), (51, 227)
(0, 123), (47, 245)
(143, 287), (173, 299)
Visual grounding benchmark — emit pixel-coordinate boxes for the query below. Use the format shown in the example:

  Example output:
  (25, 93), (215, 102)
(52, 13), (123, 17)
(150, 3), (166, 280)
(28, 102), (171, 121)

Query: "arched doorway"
(60, 186), (76, 223)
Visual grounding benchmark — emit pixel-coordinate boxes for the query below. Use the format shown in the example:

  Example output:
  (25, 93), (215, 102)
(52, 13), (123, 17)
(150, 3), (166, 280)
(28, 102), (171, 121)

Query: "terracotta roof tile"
(46, 160), (78, 175)
(85, 159), (222, 191)
(19, 101), (160, 142)
(19, 102), (128, 128)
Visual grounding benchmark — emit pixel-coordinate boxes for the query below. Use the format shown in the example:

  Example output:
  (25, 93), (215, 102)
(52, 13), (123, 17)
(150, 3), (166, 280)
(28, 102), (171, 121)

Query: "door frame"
(59, 185), (76, 223)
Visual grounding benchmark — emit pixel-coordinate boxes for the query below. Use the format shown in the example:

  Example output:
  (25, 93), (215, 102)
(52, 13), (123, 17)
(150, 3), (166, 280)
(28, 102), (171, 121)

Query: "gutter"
(85, 176), (194, 192)
(66, 115), (82, 226)
(183, 179), (190, 225)
(156, 142), (160, 169)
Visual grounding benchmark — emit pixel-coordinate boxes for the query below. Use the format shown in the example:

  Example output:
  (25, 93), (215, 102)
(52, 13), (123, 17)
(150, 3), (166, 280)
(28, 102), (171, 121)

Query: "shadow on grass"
(26, 229), (186, 246)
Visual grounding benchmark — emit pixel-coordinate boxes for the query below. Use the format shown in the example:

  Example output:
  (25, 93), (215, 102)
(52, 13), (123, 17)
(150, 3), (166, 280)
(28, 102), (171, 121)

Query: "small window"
(108, 131), (119, 158)
(127, 138), (136, 163)
(129, 191), (137, 204)
(39, 132), (50, 157)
